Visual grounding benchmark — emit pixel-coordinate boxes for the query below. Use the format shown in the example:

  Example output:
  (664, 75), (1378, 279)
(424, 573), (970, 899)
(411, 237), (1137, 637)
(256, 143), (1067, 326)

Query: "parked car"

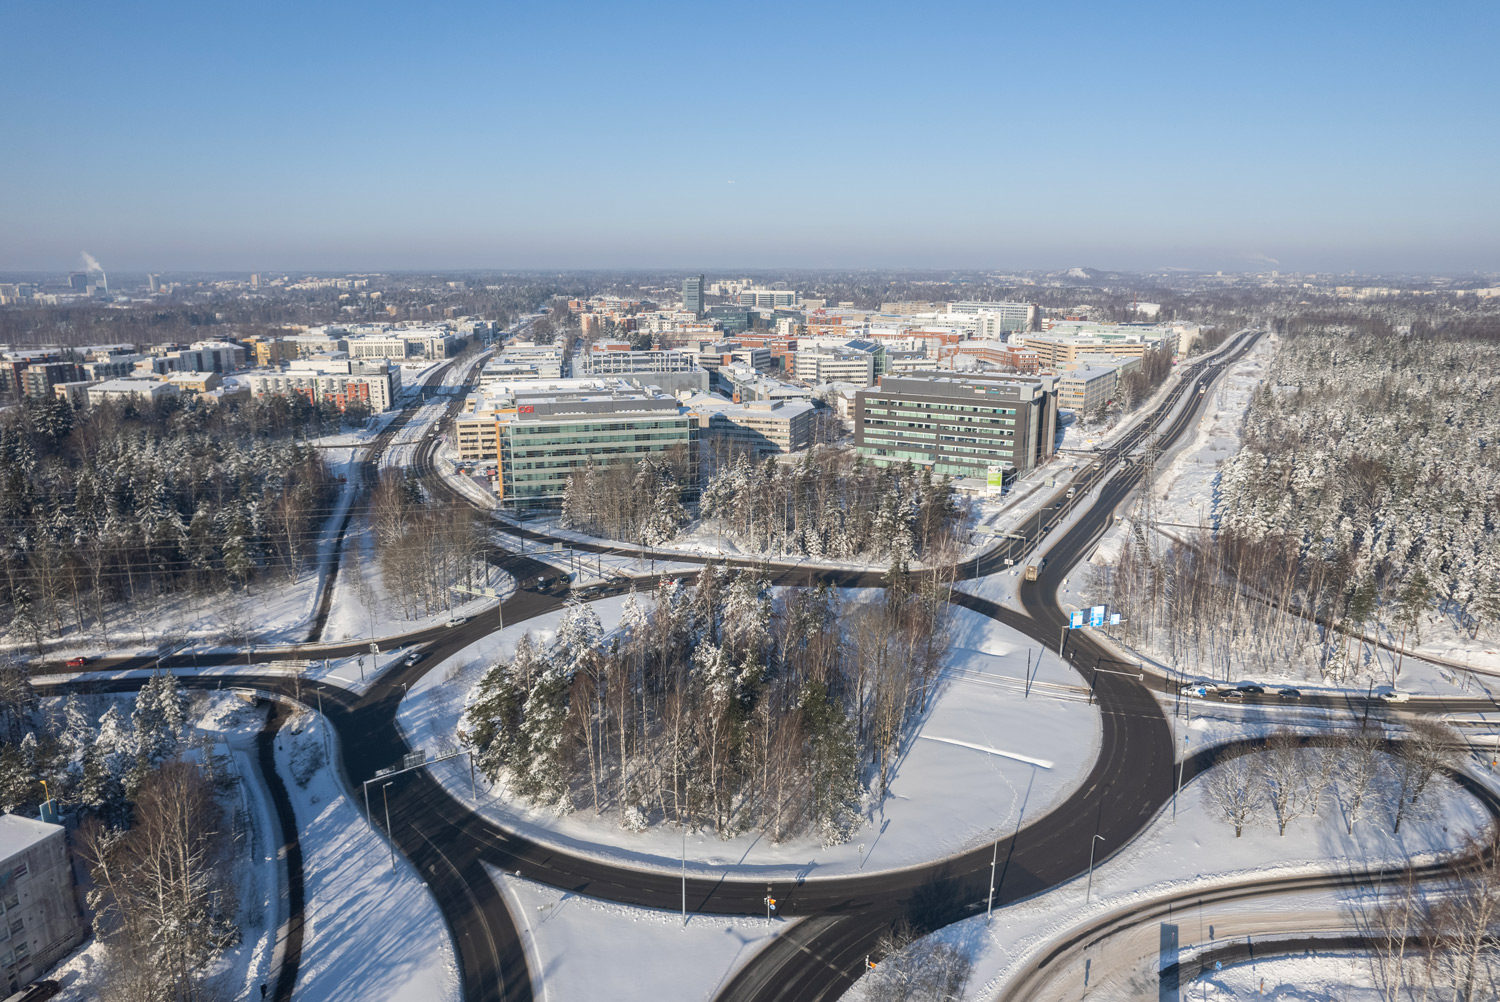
(65, 656), (89, 667)
(4, 980), (60, 1002)
(1277, 687), (1302, 700)
(1379, 690), (1411, 703)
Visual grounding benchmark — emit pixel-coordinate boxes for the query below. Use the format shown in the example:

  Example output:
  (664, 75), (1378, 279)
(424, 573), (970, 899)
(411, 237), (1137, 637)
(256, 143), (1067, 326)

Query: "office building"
(945, 301), (1040, 333)
(455, 379), (697, 504)
(1055, 365), (1119, 415)
(693, 397), (815, 456)
(706, 305), (752, 333)
(855, 373), (1058, 478)
(736, 289), (798, 308)
(682, 275), (705, 318)
(0, 816), (86, 995)
(1014, 327), (1178, 366)
(792, 347), (877, 386)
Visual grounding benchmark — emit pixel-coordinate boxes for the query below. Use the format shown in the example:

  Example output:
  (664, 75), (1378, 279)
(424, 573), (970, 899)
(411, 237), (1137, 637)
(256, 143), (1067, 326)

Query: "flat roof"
(0, 814), (61, 859)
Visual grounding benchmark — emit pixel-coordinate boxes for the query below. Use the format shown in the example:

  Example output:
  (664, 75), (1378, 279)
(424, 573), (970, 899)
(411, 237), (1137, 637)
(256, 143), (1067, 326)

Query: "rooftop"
(0, 814), (61, 859)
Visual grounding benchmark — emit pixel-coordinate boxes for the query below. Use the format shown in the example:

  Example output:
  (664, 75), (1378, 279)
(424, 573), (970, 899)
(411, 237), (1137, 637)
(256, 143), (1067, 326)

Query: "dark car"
(1236, 684), (1265, 695)
(6, 980), (61, 1002)
(1278, 687), (1302, 699)
(1217, 688), (1245, 700)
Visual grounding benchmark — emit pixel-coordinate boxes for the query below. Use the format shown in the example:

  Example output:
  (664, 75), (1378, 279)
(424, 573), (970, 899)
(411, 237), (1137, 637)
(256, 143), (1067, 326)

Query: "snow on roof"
(0, 814), (61, 859)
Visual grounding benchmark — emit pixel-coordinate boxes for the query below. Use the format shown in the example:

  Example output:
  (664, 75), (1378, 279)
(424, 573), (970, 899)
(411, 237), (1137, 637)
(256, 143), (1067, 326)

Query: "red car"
(65, 656), (88, 667)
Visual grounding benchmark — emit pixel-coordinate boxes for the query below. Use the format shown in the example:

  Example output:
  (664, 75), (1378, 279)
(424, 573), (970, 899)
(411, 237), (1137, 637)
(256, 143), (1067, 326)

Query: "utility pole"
(680, 817), (687, 927)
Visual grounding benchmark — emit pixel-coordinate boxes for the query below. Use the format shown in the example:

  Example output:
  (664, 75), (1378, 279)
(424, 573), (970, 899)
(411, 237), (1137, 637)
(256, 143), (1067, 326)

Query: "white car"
(445, 616), (469, 629)
(1378, 690), (1411, 703)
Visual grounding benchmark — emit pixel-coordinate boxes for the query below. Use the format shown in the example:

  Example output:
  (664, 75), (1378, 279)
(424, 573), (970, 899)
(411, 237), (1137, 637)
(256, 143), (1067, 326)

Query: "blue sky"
(1, 0), (1496, 273)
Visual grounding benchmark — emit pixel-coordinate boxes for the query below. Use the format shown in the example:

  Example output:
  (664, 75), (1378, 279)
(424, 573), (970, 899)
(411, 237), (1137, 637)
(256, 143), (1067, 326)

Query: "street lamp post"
(986, 838), (999, 923)
(1085, 834), (1105, 903)
(1174, 734), (1189, 819)
(382, 781), (395, 872)
(680, 816), (687, 927)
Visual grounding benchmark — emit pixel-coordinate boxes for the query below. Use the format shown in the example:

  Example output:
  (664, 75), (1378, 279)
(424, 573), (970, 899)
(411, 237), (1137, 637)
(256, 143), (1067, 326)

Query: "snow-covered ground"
(396, 590), (1100, 880)
(319, 518), (515, 646)
(50, 692), (279, 1001)
(1185, 950), (1386, 1001)
(494, 867), (777, 1002)
(273, 709), (460, 1002)
(839, 751), (1490, 1002)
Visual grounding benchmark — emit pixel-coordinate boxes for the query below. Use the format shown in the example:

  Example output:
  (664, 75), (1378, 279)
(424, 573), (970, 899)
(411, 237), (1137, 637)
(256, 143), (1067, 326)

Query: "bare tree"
(1260, 729), (1314, 836)
(1202, 753), (1264, 837)
(1390, 718), (1462, 834)
(1340, 728), (1388, 836)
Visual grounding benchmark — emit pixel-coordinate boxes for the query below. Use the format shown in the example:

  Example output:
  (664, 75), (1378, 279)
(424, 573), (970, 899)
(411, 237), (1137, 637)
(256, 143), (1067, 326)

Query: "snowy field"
(396, 591), (1101, 880)
(274, 710), (460, 1002)
(50, 692), (279, 1002)
(840, 752), (1491, 1002)
(494, 867), (777, 1002)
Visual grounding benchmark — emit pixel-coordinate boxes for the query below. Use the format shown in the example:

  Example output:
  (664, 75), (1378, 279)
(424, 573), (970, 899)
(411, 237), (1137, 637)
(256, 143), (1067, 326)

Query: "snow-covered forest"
(0, 395), (339, 647)
(1105, 328), (1500, 681)
(461, 568), (951, 843)
(558, 452), (691, 545)
(558, 450), (967, 563)
(698, 453), (965, 561)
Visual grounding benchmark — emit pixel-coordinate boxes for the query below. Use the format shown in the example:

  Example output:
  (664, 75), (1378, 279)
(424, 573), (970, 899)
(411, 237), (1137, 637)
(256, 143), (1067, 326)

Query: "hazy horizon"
(3, 0), (1496, 275)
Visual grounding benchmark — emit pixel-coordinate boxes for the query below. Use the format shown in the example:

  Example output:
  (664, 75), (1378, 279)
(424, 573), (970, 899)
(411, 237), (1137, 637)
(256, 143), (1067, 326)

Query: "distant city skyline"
(1, 0), (1496, 274)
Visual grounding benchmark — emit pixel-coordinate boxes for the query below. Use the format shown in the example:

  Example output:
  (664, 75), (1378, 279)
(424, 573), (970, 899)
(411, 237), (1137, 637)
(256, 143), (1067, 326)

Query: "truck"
(1023, 565), (1039, 581)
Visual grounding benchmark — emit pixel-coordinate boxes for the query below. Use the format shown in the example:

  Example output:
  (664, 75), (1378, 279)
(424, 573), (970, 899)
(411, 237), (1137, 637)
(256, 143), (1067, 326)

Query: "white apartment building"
(86, 377), (180, 408)
(792, 349), (876, 386)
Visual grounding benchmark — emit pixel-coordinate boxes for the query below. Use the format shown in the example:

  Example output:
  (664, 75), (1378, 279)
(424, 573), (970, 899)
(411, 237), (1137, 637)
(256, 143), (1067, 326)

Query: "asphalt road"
(50, 328), (1336, 1002)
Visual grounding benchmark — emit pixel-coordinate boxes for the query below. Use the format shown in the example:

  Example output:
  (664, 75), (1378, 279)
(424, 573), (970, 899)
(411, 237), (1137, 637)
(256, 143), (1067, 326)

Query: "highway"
(50, 327), (1338, 1002)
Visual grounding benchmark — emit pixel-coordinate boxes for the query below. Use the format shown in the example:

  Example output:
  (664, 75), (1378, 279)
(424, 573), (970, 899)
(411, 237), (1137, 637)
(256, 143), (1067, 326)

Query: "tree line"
(698, 452), (965, 562)
(1200, 722), (1461, 840)
(462, 565), (952, 843)
(0, 396), (339, 648)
